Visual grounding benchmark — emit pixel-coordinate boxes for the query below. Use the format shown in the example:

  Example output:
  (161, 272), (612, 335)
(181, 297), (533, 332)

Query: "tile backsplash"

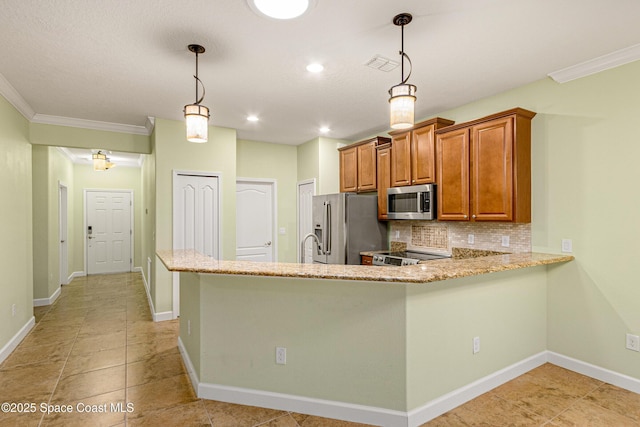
(389, 221), (531, 254)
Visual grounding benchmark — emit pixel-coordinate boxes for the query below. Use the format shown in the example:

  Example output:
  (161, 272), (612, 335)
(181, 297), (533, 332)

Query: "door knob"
(265, 241), (272, 246)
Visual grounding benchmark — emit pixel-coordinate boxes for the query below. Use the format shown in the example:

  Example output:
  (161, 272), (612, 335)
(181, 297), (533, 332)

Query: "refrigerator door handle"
(326, 202), (331, 255)
(322, 201), (328, 255)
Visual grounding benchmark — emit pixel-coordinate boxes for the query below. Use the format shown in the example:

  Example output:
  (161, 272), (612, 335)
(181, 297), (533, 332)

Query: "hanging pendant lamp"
(388, 13), (417, 130)
(183, 44), (210, 143)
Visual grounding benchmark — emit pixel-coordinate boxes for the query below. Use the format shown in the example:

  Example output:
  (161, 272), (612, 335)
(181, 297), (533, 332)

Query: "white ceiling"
(2, 0), (640, 146)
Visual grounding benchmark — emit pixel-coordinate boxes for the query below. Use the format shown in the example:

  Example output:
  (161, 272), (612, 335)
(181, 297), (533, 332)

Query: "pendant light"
(92, 151), (115, 171)
(388, 13), (417, 130)
(183, 44), (210, 143)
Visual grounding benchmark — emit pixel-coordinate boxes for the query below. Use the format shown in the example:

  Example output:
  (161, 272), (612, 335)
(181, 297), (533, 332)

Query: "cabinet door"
(436, 128), (470, 220)
(390, 133), (412, 187)
(471, 117), (513, 221)
(340, 147), (358, 192)
(376, 145), (391, 220)
(361, 255), (373, 265)
(411, 124), (436, 184)
(357, 141), (377, 191)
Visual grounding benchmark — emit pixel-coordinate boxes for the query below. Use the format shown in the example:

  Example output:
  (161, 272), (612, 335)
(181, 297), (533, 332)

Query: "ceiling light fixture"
(306, 63), (324, 73)
(183, 44), (210, 143)
(92, 151), (115, 171)
(319, 126), (330, 133)
(251, 0), (310, 19)
(247, 115), (259, 122)
(388, 13), (417, 130)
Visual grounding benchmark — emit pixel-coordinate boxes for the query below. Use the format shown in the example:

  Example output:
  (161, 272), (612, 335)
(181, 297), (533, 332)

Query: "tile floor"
(0, 272), (638, 426)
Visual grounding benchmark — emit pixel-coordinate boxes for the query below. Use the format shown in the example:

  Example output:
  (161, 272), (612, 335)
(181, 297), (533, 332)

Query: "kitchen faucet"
(300, 233), (321, 263)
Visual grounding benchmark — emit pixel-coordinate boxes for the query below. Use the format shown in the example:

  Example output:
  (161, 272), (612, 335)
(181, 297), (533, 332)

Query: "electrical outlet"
(626, 334), (640, 352)
(473, 337), (480, 354)
(561, 239), (573, 253)
(501, 236), (510, 247)
(11, 304), (16, 317)
(276, 347), (287, 365)
(468, 234), (475, 244)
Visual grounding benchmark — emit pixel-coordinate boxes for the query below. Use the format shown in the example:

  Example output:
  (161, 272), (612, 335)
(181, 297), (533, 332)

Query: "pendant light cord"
(194, 50), (206, 105)
(399, 22), (412, 85)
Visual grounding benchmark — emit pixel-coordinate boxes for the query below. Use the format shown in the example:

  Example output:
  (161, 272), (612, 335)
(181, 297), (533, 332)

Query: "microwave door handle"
(417, 192), (423, 213)
(326, 202), (332, 255)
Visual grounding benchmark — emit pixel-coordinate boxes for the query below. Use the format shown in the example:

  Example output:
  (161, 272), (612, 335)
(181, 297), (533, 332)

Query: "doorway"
(236, 179), (276, 262)
(59, 182), (68, 284)
(85, 190), (133, 275)
(297, 179), (316, 263)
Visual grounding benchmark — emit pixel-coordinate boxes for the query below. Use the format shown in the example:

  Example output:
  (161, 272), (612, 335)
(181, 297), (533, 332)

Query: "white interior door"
(173, 172), (221, 318)
(59, 183), (68, 284)
(236, 180), (275, 262)
(86, 190), (132, 275)
(297, 179), (316, 263)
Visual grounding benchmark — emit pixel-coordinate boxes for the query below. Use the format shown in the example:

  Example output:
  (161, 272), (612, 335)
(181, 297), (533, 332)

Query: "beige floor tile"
(203, 399), (288, 426)
(69, 331), (126, 355)
(51, 365), (125, 403)
(126, 374), (198, 419)
(0, 410), (44, 427)
(126, 352), (187, 387)
(0, 360), (64, 402)
(0, 340), (73, 368)
(584, 383), (640, 423)
(258, 414), (301, 427)
(547, 398), (639, 426)
(40, 389), (126, 427)
(62, 346), (126, 377)
(297, 415), (376, 426)
(126, 337), (179, 363)
(127, 400), (211, 426)
(525, 363), (603, 396)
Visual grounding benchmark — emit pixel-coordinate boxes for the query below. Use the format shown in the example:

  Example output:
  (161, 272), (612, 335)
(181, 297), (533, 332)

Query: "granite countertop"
(157, 249), (574, 284)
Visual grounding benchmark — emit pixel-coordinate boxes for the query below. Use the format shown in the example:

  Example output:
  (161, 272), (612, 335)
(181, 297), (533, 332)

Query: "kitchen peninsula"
(157, 249), (573, 427)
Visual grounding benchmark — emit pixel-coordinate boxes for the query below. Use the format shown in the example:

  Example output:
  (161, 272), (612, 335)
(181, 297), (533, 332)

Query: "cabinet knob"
(472, 215), (476, 219)
(463, 215), (468, 219)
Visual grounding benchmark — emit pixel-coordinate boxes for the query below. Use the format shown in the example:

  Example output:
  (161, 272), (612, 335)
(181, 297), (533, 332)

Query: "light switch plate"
(501, 236), (510, 247)
(561, 239), (573, 253)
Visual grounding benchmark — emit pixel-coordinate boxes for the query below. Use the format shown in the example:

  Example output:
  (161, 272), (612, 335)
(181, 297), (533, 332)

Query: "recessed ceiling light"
(247, 115), (259, 122)
(319, 126), (330, 133)
(306, 63), (324, 73)
(250, 0), (312, 20)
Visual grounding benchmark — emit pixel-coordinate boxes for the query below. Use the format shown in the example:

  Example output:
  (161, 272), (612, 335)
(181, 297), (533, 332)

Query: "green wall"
(0, 95), (33, 347)
(237, 139), (298, 262)
(296, 136), (347, 195)
(423, 60), (640, 380)
(153, 119), (237, 314)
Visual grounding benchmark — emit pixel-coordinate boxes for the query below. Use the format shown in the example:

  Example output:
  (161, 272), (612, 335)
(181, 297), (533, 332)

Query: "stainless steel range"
(372, 250), (450, 266)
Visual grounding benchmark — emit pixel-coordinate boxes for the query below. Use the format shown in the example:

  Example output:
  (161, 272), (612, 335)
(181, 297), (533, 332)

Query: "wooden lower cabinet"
(376, 143), (392, 220)
(435, 108), (535, 223)
(361, 255), (373, 265)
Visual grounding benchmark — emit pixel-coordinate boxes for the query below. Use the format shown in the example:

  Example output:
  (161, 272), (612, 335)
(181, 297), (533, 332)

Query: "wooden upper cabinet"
(390, 132), (412, 186)
(435, 108), (535, 223)
(338, 137), (391, 193)
(376, 143), (392, 220)
(339, 146), (358, 192)
(357, 140), (377, 191)
(389, 118), (455, 187)
(436, 128), (470, 221)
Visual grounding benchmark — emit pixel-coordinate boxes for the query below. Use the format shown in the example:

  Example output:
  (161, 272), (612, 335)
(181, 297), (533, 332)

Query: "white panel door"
(86, 191), (132, 274)
(173, 174), (219, 258)
(297, 180), (315, 263)
(236, 181), (274, 262)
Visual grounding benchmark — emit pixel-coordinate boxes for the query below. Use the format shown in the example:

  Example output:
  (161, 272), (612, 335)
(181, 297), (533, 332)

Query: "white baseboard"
(173, 347), (640, 427)
(140, 266), (173, 323)
(408, 352), (547, 426)
(0, 317), (35, 364)
(547, 351), (640, 394)
(154, 311), (174, 322)
(33, 286), (62, 307)
(69, 271), (85, 281)
(133, 266), (142, 274)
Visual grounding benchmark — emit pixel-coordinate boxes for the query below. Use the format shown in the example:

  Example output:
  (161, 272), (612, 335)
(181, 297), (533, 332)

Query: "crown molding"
(548, 43), (640, 83)
(0, 73), (35, 119)
(145, 116), (155, 135)
(31, 114), (150, 135)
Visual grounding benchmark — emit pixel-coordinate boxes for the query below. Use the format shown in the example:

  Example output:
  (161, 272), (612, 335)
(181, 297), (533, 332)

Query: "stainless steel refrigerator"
(312, 193), (388, 265)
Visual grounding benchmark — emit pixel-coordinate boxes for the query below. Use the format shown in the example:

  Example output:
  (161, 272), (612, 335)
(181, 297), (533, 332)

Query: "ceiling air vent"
(365, 55), (399, 72)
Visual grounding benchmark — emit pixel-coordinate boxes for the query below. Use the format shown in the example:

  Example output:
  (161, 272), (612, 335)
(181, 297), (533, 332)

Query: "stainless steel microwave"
(387, 184), (437, 220)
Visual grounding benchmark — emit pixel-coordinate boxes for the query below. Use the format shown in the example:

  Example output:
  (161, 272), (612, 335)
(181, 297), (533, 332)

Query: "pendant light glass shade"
(184, 104), (209, 143)
(388, 13), (417, 130)
(389, 83), (416, 129)
(93, 151), (107, 171)
(183, 44), (210, 143)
